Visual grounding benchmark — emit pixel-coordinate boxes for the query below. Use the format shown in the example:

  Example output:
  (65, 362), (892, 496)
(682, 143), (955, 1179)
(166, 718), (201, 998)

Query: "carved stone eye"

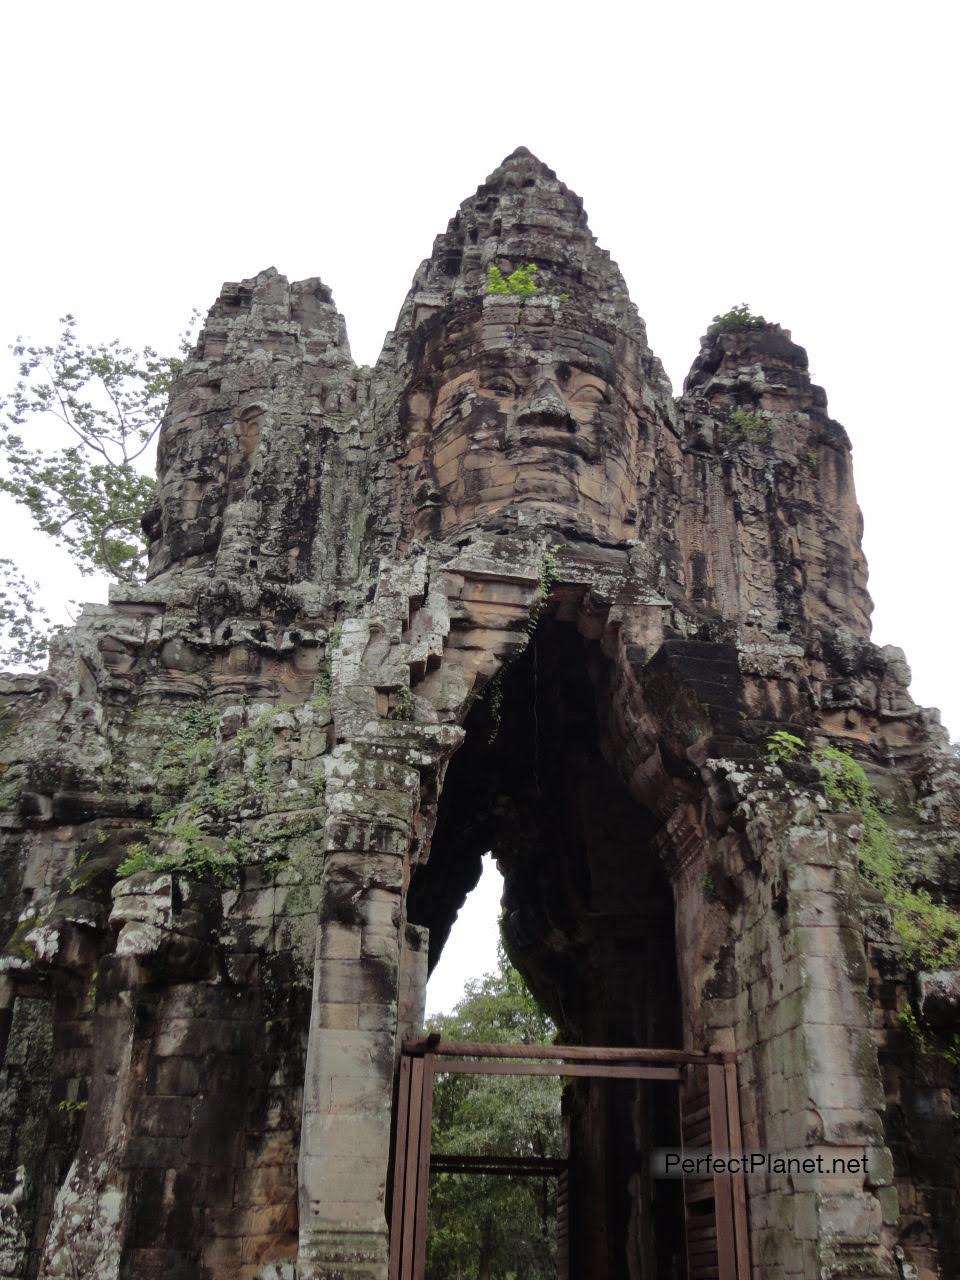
(482, 376), (518, 397)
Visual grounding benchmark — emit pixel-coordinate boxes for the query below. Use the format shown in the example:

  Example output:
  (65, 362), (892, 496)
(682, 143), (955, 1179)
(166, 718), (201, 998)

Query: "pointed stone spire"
(383, 147), (656, 362)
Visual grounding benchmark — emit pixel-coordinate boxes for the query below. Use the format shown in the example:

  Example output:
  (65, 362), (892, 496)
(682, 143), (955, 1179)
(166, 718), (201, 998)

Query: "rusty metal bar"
(388, 1052), (413, 1280)
(708, 1062), (737, 1280)
(399, 1054), (425, 1280)
(431, 1154), (568, 1177)
(680, 1065), (695, 1280)
(557, 1165), (570, 1280)
(403, 1038), (722, 1064)
(434, 1058), (682, 1081)
(410, 1052), (435, 1280)
(724, 1057), (751, 1277)
(432, 1153), (567, 1170)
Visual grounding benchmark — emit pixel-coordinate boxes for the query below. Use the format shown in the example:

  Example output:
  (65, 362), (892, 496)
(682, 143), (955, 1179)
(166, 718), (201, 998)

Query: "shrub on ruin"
(708, 303), (767, 336)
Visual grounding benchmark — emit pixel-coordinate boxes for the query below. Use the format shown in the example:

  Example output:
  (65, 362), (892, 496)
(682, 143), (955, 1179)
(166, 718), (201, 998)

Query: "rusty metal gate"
(389, 1040), (751, 1280)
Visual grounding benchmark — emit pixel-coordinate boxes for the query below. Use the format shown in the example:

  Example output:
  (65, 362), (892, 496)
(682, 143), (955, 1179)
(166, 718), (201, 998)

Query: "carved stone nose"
(515, 384), (576, 431)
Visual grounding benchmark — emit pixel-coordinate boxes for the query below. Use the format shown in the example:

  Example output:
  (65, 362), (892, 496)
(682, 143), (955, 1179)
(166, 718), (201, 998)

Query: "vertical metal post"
(389, 1053), (413, 1279)
(679, 1065), (694, 1280)
(556, 1167), (570, 1280)
(708, 1062), (737, 1280)
(410, 1053), (435, 1280)
(723, 1056), (751, 1277)
(557, 1111), (570, 1280)
(398, 1056), (425, 1280)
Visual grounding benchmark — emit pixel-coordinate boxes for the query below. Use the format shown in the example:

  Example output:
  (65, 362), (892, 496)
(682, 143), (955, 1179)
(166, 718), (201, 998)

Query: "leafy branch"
(0, 312), (196, 668)
(486, 263), (541, 297)
(0, 558), (54, 668)
(1, 313), (196, 582)
(766, 730), (805, 763)
(725, 407), (774, 448)
(485, 264), (569, 304)
(707, 303), (767, 336)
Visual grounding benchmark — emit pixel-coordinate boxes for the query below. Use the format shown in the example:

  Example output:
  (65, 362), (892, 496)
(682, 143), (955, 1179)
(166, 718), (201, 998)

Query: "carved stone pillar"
(38, 872), (218, 1278)
(668, 772), (899, 1279)
(297, 725), (459, 1280)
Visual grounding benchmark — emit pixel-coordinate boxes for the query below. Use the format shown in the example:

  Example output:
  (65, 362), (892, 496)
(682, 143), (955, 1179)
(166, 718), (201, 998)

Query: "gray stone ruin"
(0, 147), (958, 1278)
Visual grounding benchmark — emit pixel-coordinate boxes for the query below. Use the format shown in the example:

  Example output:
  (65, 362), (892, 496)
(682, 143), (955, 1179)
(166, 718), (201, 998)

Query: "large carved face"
(402, 303), (643, 543)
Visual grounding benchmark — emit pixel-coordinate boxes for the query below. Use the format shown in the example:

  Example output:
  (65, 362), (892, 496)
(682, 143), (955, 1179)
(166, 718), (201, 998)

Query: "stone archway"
(406, 615), (686, 1278)
(292, 537), (903, 1280)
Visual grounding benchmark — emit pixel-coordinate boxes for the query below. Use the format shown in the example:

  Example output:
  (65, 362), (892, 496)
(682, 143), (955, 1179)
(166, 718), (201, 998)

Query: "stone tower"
(0, 148), (958, 1280)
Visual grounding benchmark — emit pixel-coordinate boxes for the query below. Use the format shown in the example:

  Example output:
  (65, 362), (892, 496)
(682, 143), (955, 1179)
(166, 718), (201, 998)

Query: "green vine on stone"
(763, 734), (960, 971)
(312, 668), (331, 707)
(116, 825), (238, 884)
(0, 768), (21, 816)
(813, 746), (960, 971)
(312, 626), (340, 706)
(726, 407), (773, 448)
(390, 685), (415, 723)
(898, 1005), (960, 1069)
(815, 747), (872, 809)
(4, 913), (38, 961)
(116, 701), (319, 884)
(485, 550), (558, 744)
(486, 669), (505, 745)
(153, 702), (220, 792)
(538, 549), (559, 600)
(524, 549), (559, 638)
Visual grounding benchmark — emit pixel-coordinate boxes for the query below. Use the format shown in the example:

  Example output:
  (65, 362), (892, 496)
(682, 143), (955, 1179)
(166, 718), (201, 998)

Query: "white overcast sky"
(2, 1), (958, 1012)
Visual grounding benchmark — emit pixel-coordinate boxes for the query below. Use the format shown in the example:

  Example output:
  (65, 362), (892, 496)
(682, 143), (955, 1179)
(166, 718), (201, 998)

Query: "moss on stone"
(0, 767), (20, 815)
(3, 913), (38, 961)
(815, 746), (960, 970)
(0, 997), (54, 1250)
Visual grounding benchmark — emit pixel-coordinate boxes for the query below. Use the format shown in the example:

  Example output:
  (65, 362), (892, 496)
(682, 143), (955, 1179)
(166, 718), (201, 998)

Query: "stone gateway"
(0, 148), (957, 1279)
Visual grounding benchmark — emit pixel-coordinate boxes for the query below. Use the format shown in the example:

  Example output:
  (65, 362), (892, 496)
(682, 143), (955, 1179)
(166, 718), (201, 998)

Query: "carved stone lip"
(505, 427), (600, 462)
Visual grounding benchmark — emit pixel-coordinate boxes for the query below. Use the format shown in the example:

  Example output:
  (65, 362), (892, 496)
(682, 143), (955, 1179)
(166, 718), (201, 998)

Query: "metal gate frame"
(389, 1039), (751, 1280)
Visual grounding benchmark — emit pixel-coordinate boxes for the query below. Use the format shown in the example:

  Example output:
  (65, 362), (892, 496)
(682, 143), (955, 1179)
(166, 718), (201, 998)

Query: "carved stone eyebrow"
(567, 370), (608, 389)
(478, 357), (539, 384)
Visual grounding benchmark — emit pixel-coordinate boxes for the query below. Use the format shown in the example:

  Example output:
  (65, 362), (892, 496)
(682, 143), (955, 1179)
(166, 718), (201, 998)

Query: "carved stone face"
(403, 306), (642, 543)
(110, 872), (218, 979)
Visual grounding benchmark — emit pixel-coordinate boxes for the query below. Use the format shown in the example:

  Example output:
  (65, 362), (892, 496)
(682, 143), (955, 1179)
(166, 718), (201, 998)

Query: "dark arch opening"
(408, 617), (687, 1278)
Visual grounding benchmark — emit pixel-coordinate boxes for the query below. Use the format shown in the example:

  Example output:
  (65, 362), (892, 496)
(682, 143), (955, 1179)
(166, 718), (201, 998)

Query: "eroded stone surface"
(0, 147), (957, 1279)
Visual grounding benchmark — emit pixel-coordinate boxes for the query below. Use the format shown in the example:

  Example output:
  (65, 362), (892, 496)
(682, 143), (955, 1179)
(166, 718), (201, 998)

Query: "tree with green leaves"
(426, 946), (562, 1280)
(485, 263), (541, 297)
(0, 559), (51, 669)
(0, 313), (193, 667)
(707, 302), (767, 336)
